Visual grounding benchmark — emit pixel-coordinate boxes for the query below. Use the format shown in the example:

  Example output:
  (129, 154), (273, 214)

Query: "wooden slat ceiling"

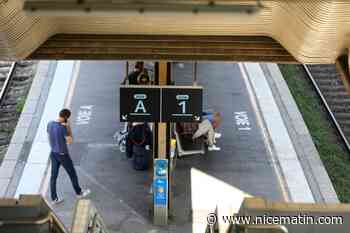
(29, 34), (297, 62)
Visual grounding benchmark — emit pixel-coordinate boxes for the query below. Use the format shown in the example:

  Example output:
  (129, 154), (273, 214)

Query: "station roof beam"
(23, 0), (264, 16)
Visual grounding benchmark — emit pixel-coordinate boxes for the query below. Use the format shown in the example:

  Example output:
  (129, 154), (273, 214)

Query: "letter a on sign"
(120, 86), (160, 122)
(135, 100), (147, 113)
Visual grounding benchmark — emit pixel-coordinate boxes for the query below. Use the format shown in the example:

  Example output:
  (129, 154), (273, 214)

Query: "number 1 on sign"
(179, 101), (187, 114)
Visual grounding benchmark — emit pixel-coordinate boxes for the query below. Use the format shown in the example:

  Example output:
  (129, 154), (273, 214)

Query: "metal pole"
(126, 61), (129, 75)
(153, 61), (169, 226)
(193, 61), (198, 86)
(125, 61), (129, 84)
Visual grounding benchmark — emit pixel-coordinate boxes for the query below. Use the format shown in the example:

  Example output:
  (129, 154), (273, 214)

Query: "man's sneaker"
(214, 133), (222, 139)
(77, 189), (91, 199)
(208, 145), (221, 151)
(52, 197), (64, 205)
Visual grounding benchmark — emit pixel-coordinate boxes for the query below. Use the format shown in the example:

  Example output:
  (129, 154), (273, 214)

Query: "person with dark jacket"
(126, 122), (152, 170)
(124, 61), (150, 85)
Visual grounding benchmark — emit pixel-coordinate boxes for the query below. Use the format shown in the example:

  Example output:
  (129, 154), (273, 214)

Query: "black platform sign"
(120, 86), (160, 122)
(162, 87), (202, 122)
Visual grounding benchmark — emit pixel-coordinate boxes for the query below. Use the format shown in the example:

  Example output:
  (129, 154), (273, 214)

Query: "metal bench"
(174, 123), (205, 157)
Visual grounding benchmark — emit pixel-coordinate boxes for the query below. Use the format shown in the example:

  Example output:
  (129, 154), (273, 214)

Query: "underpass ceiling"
(29, 34), (297, 62)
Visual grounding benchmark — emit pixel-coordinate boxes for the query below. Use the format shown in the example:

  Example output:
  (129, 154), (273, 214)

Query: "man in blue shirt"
(47, 109), (90, 204)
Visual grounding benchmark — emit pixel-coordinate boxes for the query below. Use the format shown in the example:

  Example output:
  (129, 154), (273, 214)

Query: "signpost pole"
(193, 61), (198, 86)
(154, 61), (170, 225)
(158, 61), (167, 158)
(119, 62), (202, 226)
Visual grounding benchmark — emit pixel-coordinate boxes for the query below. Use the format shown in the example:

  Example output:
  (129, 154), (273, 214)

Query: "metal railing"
(0, 62), (16, 107)
(303, 64), (350, 153)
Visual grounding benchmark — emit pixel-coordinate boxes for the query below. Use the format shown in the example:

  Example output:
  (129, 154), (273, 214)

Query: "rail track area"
(0, 61), (34, 163)
(46, 61), (286, 232)
(305, 65), (350, 149)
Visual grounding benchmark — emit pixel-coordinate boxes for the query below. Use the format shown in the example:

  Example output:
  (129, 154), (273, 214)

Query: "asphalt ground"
(47, 61), (284, 233)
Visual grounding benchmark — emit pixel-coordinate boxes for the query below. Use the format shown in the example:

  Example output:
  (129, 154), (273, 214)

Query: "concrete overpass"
(0, 0), (349, 65)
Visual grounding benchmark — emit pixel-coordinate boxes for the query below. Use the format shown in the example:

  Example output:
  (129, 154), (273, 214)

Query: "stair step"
(0, 67), (10, 76)
(308, 65), (338, 73)
(341, 127), (350, 135)
(0, 116), (18, 123)
(327, 98), (350, 105)
(12, 75), (33, 82)
(315, 78), (343, 86)
(322, 90), (349, 97)
(17, 60), (35, 67)
(11, 78), (33, 86)
(0, 61), (12, 67)
(331, 105), (350, 113)
(0, 107), (17, 115)
(319, 85), (346, 92)
(0, 133), (10, 146)
(2, 99), (18, 106)
(338, 119), (350, 124)
(313, 72), (339, 79)
(334, 112), (350, 119)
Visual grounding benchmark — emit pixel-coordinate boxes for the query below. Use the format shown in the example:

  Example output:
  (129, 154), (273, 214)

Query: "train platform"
(2, 61), (338, 233)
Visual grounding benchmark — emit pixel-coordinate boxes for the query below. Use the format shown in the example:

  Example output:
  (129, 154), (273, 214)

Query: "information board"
(162, 87), (202, 122)
(153, 159), (168, 224)
(154, 159), (168, 207)
(120, 86), (160, 122)
(120, 85), (202, 122)
(154, 178), (168, 206)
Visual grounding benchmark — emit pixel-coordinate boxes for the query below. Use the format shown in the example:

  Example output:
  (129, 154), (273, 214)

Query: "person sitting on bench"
(192, 112), (222, 151)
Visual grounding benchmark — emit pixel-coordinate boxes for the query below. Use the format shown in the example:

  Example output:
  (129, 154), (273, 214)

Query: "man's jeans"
(50, 152), (82, 201)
